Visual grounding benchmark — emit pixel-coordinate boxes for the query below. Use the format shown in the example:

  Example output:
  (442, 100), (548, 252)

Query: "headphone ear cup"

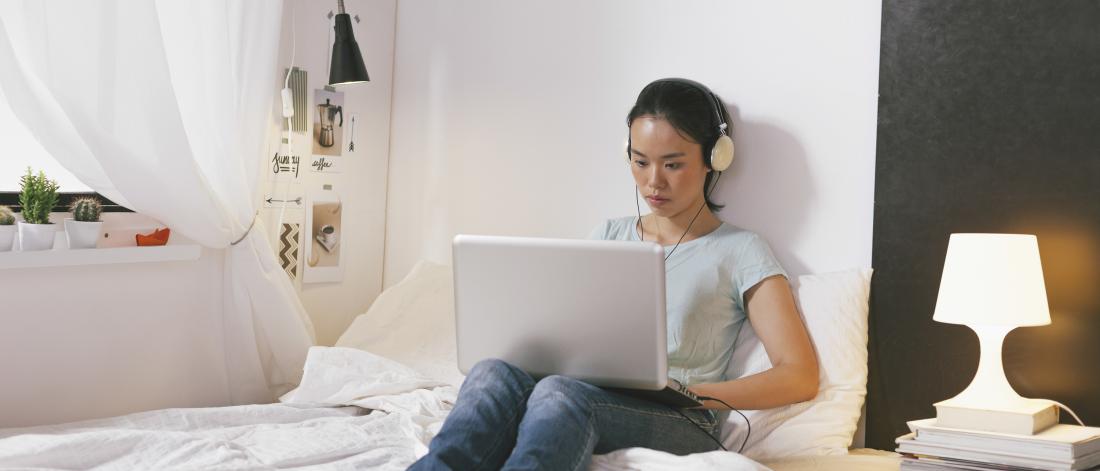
(710, 134), (734, 172)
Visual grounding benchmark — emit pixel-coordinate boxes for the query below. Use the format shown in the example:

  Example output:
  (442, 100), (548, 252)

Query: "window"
(0, 87), (126, 211)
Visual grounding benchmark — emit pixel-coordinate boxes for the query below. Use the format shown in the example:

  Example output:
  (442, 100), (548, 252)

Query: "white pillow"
(720, 268), (873, 461)
(335, 260), (465, 387)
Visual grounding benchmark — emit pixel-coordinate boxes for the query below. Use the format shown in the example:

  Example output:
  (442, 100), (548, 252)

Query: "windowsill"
(0, 212), (202, 270)
(0, 243), (202, 270)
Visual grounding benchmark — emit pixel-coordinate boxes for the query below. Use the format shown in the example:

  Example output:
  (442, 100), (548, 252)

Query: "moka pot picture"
(312, 88), (344, 156)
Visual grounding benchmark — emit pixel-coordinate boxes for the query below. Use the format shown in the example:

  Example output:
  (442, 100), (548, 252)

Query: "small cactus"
(70, 197), (103, 222)
(0, 205), (14, 225)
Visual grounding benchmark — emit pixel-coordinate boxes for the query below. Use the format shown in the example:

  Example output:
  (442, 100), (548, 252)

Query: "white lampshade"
(933, 234), (1051, 327)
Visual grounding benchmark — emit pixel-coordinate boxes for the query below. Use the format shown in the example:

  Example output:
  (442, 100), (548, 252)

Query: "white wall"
(0, 213), (228, 428)
(384, 0), (882, 287)
(264, 0), (397, 346)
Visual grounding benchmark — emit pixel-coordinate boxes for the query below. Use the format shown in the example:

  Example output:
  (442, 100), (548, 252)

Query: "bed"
(0, 261), (901, 470)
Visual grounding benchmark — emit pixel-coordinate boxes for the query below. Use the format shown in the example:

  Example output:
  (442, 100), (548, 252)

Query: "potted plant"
(65, 197), (103, 249)
(17, 167), (60, 251)
(0, 205), (15, 252)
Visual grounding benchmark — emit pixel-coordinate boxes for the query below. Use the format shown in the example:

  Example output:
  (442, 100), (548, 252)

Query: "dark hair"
(626, 78), (731, 213)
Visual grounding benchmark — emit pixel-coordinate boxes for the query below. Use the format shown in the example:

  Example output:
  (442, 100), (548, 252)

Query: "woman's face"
(628, 115), (710, 218)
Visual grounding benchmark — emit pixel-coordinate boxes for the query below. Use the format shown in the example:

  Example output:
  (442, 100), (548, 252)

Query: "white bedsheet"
(0, 347), (769, 470)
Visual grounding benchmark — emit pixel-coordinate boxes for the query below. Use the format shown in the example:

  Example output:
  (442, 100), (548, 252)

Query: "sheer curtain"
(0, 0), (315, 402)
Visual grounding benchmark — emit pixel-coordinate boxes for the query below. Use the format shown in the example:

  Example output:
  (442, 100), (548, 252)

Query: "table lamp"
(932, 233), (1058, 435)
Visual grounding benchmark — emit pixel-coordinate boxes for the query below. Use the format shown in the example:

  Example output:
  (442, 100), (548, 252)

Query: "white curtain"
(0, 0), (315, 402)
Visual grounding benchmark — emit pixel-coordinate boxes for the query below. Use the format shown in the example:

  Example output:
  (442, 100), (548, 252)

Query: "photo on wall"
(303, 184), (344, 283)
(312, 88), (344, 156)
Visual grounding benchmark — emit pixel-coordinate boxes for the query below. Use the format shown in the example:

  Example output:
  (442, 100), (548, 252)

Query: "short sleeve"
(733, 233), (789, 309)
(586, 219), (611, 240)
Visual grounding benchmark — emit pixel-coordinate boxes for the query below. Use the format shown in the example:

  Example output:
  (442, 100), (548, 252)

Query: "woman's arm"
(688, 275), (819, 410)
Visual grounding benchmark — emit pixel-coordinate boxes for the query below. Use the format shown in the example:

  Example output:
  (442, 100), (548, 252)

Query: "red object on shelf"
(136, 228), (170, 247)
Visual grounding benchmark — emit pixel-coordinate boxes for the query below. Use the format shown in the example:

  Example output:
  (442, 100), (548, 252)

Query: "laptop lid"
(452, 234), (669, 390)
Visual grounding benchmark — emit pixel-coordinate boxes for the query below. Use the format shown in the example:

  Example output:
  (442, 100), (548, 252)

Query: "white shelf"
(0, 244), (202, 270)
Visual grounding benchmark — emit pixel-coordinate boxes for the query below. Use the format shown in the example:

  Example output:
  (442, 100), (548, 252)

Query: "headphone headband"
(652, 78), (729, 138)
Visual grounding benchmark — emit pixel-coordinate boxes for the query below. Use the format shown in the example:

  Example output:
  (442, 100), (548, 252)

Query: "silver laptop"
(452, 234), (702, 408)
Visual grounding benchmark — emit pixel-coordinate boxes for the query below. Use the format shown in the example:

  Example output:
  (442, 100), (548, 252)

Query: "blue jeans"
(408, 358), (721, 471)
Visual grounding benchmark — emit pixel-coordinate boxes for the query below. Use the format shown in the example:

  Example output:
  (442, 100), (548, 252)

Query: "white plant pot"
(0, 225), (15, 252)
(17, 221), (57, 251)
(65, 219), (103, 249)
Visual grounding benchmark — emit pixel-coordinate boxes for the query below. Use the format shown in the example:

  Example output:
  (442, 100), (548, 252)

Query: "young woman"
(409, 78), (818, 471)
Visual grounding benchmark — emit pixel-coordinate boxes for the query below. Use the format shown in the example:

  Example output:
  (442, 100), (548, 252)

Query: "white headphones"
(625, 78), (734, 172)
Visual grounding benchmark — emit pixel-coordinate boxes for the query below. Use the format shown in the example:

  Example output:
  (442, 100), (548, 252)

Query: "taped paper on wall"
(310, 155), (343, 173)
(303, 185), (344, 283)
(313, 89), (345, 157)
(278, 223), (301, 281)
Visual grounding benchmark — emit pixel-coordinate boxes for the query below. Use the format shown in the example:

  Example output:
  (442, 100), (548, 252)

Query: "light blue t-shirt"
(587, 216), (788, 386)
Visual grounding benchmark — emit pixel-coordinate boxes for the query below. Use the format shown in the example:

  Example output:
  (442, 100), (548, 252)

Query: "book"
(934, 398), (1059, 436)
(901, 455), (1065, 471)
(909, 418), (1100, 461)
(896, 433), (1100, 471)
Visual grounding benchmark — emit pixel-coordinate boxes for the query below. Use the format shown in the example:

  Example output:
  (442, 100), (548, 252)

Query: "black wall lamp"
(329, 0), (369, 85)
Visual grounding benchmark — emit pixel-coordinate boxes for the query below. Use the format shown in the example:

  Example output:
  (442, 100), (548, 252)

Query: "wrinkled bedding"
(0, 347), (770, 470)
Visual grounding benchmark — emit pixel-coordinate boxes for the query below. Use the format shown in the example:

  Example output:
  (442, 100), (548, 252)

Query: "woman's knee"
(529, 375), (595, 403)
(467, 358), (531, 386)
(526, 375), (596, 424)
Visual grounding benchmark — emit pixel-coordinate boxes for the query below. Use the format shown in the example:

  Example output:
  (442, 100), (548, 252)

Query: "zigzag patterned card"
(278, 223), (300, 281)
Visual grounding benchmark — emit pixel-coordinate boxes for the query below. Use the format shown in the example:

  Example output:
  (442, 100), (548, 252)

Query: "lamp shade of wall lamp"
(329, 0), (369, 86)
(932, 233), (1058, 435)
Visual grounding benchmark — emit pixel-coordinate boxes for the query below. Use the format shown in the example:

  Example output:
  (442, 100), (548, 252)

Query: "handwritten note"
(310, 155), (343, 173)
(272, 153), (301, 178)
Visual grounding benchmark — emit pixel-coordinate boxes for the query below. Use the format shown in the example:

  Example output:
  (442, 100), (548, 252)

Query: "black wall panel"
(870, 1), (1100, 449)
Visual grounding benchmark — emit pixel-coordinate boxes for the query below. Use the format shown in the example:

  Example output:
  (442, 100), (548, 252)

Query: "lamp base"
(934, 397), (1058, 435)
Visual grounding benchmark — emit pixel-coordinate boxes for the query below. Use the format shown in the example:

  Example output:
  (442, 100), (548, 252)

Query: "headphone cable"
(636, 170), (724, 261)
(668, 395), (750, 454)
(636, 170), (746, 452)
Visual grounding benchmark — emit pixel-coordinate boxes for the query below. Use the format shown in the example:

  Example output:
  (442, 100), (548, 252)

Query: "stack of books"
(896, 418), (1100, 471)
